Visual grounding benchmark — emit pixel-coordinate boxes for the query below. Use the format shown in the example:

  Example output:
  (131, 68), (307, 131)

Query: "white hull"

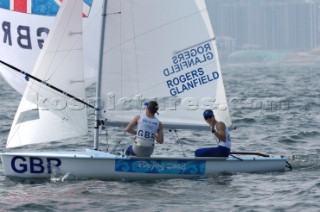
(0, 150), (290, 180)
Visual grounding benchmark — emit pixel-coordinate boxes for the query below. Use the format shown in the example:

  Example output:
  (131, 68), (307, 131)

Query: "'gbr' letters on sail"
(1, 20), (50, 50)
(0, 1), (60, 51)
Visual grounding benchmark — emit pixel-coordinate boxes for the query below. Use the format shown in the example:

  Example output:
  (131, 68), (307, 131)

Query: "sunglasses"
(204, 115), (213, 120)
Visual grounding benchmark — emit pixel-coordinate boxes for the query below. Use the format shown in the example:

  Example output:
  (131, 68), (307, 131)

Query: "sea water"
(0, 65), (319, 211)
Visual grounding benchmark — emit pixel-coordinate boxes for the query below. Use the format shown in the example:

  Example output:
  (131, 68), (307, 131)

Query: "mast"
(94, 0), (108, 150)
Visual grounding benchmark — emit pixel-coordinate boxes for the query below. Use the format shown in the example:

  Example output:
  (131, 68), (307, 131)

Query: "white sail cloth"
(6, 0), (87, 148)
(5, 0), (231, 148)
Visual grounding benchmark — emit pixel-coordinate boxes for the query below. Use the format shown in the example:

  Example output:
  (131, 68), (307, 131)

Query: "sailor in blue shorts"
(195, 109), (231, 157)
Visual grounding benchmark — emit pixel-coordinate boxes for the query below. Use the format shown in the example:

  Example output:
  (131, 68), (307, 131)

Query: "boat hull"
(0, 150), (289, 180)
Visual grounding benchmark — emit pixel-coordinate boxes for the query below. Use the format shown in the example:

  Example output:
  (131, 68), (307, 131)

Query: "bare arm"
(212, 122), (226, 142)
(125, 115), (140, 135)
(155, 122), (164, 144)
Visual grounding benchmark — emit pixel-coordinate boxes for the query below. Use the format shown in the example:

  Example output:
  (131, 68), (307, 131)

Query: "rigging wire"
(169, 129), (186, 157)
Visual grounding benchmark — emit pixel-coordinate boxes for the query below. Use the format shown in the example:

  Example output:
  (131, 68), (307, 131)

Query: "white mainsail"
(6, 0), (87, 148)
(100, 0), (231, 128)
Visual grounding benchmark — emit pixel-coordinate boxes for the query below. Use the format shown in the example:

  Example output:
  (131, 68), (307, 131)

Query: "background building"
(205, 0), (320, 52)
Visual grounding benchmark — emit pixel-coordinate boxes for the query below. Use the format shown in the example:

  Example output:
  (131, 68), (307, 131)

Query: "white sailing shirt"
(214, 123), (231, 149)
(136, 114), (160, 142)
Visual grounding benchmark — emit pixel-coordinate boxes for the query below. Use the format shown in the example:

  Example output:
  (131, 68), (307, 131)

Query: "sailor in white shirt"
(195, 109), (231, 157)
(125, 101), (164, 157)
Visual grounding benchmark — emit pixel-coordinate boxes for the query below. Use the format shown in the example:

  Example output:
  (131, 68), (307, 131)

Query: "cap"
(203, 109), (214, 118)
(144, 101), (159, 114)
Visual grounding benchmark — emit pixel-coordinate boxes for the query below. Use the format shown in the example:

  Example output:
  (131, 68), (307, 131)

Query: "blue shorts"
(195, 146), (230, 157)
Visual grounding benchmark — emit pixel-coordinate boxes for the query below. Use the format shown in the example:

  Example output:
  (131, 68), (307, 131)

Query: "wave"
(297, 130), (320, 138)
(233, 118), (256, 124)
(287, 154), (320, 171)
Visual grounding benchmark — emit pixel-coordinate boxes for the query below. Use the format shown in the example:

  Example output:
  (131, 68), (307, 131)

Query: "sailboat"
(0, 0), (291, 180)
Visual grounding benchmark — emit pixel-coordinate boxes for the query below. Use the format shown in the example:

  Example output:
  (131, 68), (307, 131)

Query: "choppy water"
(0, 65), (319, 211)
